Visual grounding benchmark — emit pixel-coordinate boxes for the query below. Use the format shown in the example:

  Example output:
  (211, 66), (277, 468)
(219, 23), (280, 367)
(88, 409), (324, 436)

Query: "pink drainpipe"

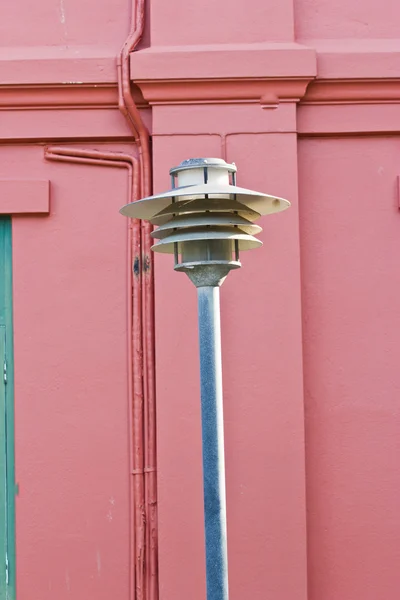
(44, 147), (146, 600)
(46, 4), (157, 598)
(117, 3), (157, 599)
(45, 13), (157, 587)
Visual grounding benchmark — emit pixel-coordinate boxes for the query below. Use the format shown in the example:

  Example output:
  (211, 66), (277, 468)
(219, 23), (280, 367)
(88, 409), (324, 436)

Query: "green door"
(0, 217), (15, 599)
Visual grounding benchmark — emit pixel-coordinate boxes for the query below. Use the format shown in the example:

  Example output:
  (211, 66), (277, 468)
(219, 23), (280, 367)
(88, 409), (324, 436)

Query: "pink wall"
(1, 0), (400, 599)
(1, 0), (128, 48)
(3, 144), (134, 599)
(299, 138), (400, 600)
(152, 128), (307, 600)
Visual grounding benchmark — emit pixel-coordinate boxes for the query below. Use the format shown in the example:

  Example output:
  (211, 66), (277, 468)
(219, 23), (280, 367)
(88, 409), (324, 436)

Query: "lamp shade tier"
(150, 197), (261, 226)
(151, 226), (262, 254)
(151, 213), (262, 239)
(119, 158), (290, 278)
(119, 183), (290, 221)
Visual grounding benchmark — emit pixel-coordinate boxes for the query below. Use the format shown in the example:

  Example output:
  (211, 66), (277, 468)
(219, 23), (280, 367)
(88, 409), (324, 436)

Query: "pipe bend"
(117, 2), (157, 600)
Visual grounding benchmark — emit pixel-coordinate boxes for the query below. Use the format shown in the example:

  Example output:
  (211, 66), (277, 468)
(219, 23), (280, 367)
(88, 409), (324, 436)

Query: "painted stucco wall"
(4, 145), (132, 598)
(1, 1), (400, 599)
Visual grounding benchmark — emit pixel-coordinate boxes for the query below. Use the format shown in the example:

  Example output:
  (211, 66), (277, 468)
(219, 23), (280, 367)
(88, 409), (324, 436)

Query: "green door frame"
(0, 217), (16, 599)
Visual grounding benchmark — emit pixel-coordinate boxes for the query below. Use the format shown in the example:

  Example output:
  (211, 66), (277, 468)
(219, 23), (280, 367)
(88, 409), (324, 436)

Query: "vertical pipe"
(44, 147), (144, 600)
(197, 286), (229, 600)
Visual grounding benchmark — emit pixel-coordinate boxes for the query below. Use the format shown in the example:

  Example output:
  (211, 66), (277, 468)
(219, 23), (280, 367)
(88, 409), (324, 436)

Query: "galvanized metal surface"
(150, 198), (261, 226)
(151, 213), (262, 237)
(120, 183), (290, 221)
(151, 228), (262, 254)
(197, 285), (229, 600)
(180, 263), (238, 287)
(169, 157), (236, 176)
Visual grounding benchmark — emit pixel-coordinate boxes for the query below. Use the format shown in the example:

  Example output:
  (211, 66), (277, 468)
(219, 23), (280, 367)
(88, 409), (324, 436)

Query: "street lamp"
(120, 158), (290, 600)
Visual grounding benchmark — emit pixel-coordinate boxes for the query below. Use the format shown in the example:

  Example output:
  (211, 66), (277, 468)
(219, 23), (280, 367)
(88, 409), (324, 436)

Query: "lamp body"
(120, 157), (290, 281)
(120, 157), (290, 600)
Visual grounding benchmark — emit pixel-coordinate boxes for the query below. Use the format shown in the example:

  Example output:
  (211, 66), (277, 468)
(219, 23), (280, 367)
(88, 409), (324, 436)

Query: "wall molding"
(0, 180), (50, 214)
(2, 41), (400, 139)
(0, 84), (146, 111)
(132, 77), (400, 108)
(130, 41), (400, 108)
(130, 43), (317, 80)
(304, 79), (400, 105)
(133, 78), (313, 107)
(298, 103), (400, 135)
(1, 42), (400, 112)
(2, 78), (400, 113)
(130, 42), (316, 107)
(0, 45), (118, 85)
(310, 38), (400, 79)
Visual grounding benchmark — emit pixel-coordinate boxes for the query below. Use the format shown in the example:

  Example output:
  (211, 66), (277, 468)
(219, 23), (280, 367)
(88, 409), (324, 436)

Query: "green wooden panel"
(0, 217), (16, 599)
(0, 326), (7, 595)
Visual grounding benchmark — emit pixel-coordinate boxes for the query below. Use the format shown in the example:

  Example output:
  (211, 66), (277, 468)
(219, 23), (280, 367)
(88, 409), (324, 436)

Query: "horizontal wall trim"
(0, 84), (146, 111)
(1, 79), (399, 112)
(0, 45), (118, 85)
(130, 43), (317, 80)
(0, 40), (399, 90)
(1, 103), (400, 140)
(133, 77), (400, 108)
(0, 180), (50, 214)
(298, 103), (400, 135)
(0, 42), (400, 111)
(310, 38), (400, 79)
(1, 42), (400, 138)
(134, 78), (313, 107)
(304, 79), (400, 105)
(0, 108), (149, 142)
(131, 40), (400, 82)
(131, 41), (400, 107)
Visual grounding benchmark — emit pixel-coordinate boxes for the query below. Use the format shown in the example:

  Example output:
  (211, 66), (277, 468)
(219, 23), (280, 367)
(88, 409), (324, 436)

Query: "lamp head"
(120, 158), (290, 287)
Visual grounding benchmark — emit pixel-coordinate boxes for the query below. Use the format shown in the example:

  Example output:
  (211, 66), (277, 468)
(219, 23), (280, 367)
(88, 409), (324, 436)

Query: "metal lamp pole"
(120, 158), (290, 600)
(197, 283), (228, 600)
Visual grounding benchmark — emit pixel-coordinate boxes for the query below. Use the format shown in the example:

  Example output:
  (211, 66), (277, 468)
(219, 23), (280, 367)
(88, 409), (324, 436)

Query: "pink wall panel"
(299, 137), (400, 600)
(0, 0), (129, 48)
(0, 145), (131, 599)
(150, 0), (294, 45)
(153, 129), (307, 600)
(222, 134), (306, 600)
(295, 0), (400, 40)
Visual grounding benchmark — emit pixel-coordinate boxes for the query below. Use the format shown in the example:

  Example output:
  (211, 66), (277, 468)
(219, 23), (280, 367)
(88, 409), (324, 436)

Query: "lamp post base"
(179, 263), (239, 288)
